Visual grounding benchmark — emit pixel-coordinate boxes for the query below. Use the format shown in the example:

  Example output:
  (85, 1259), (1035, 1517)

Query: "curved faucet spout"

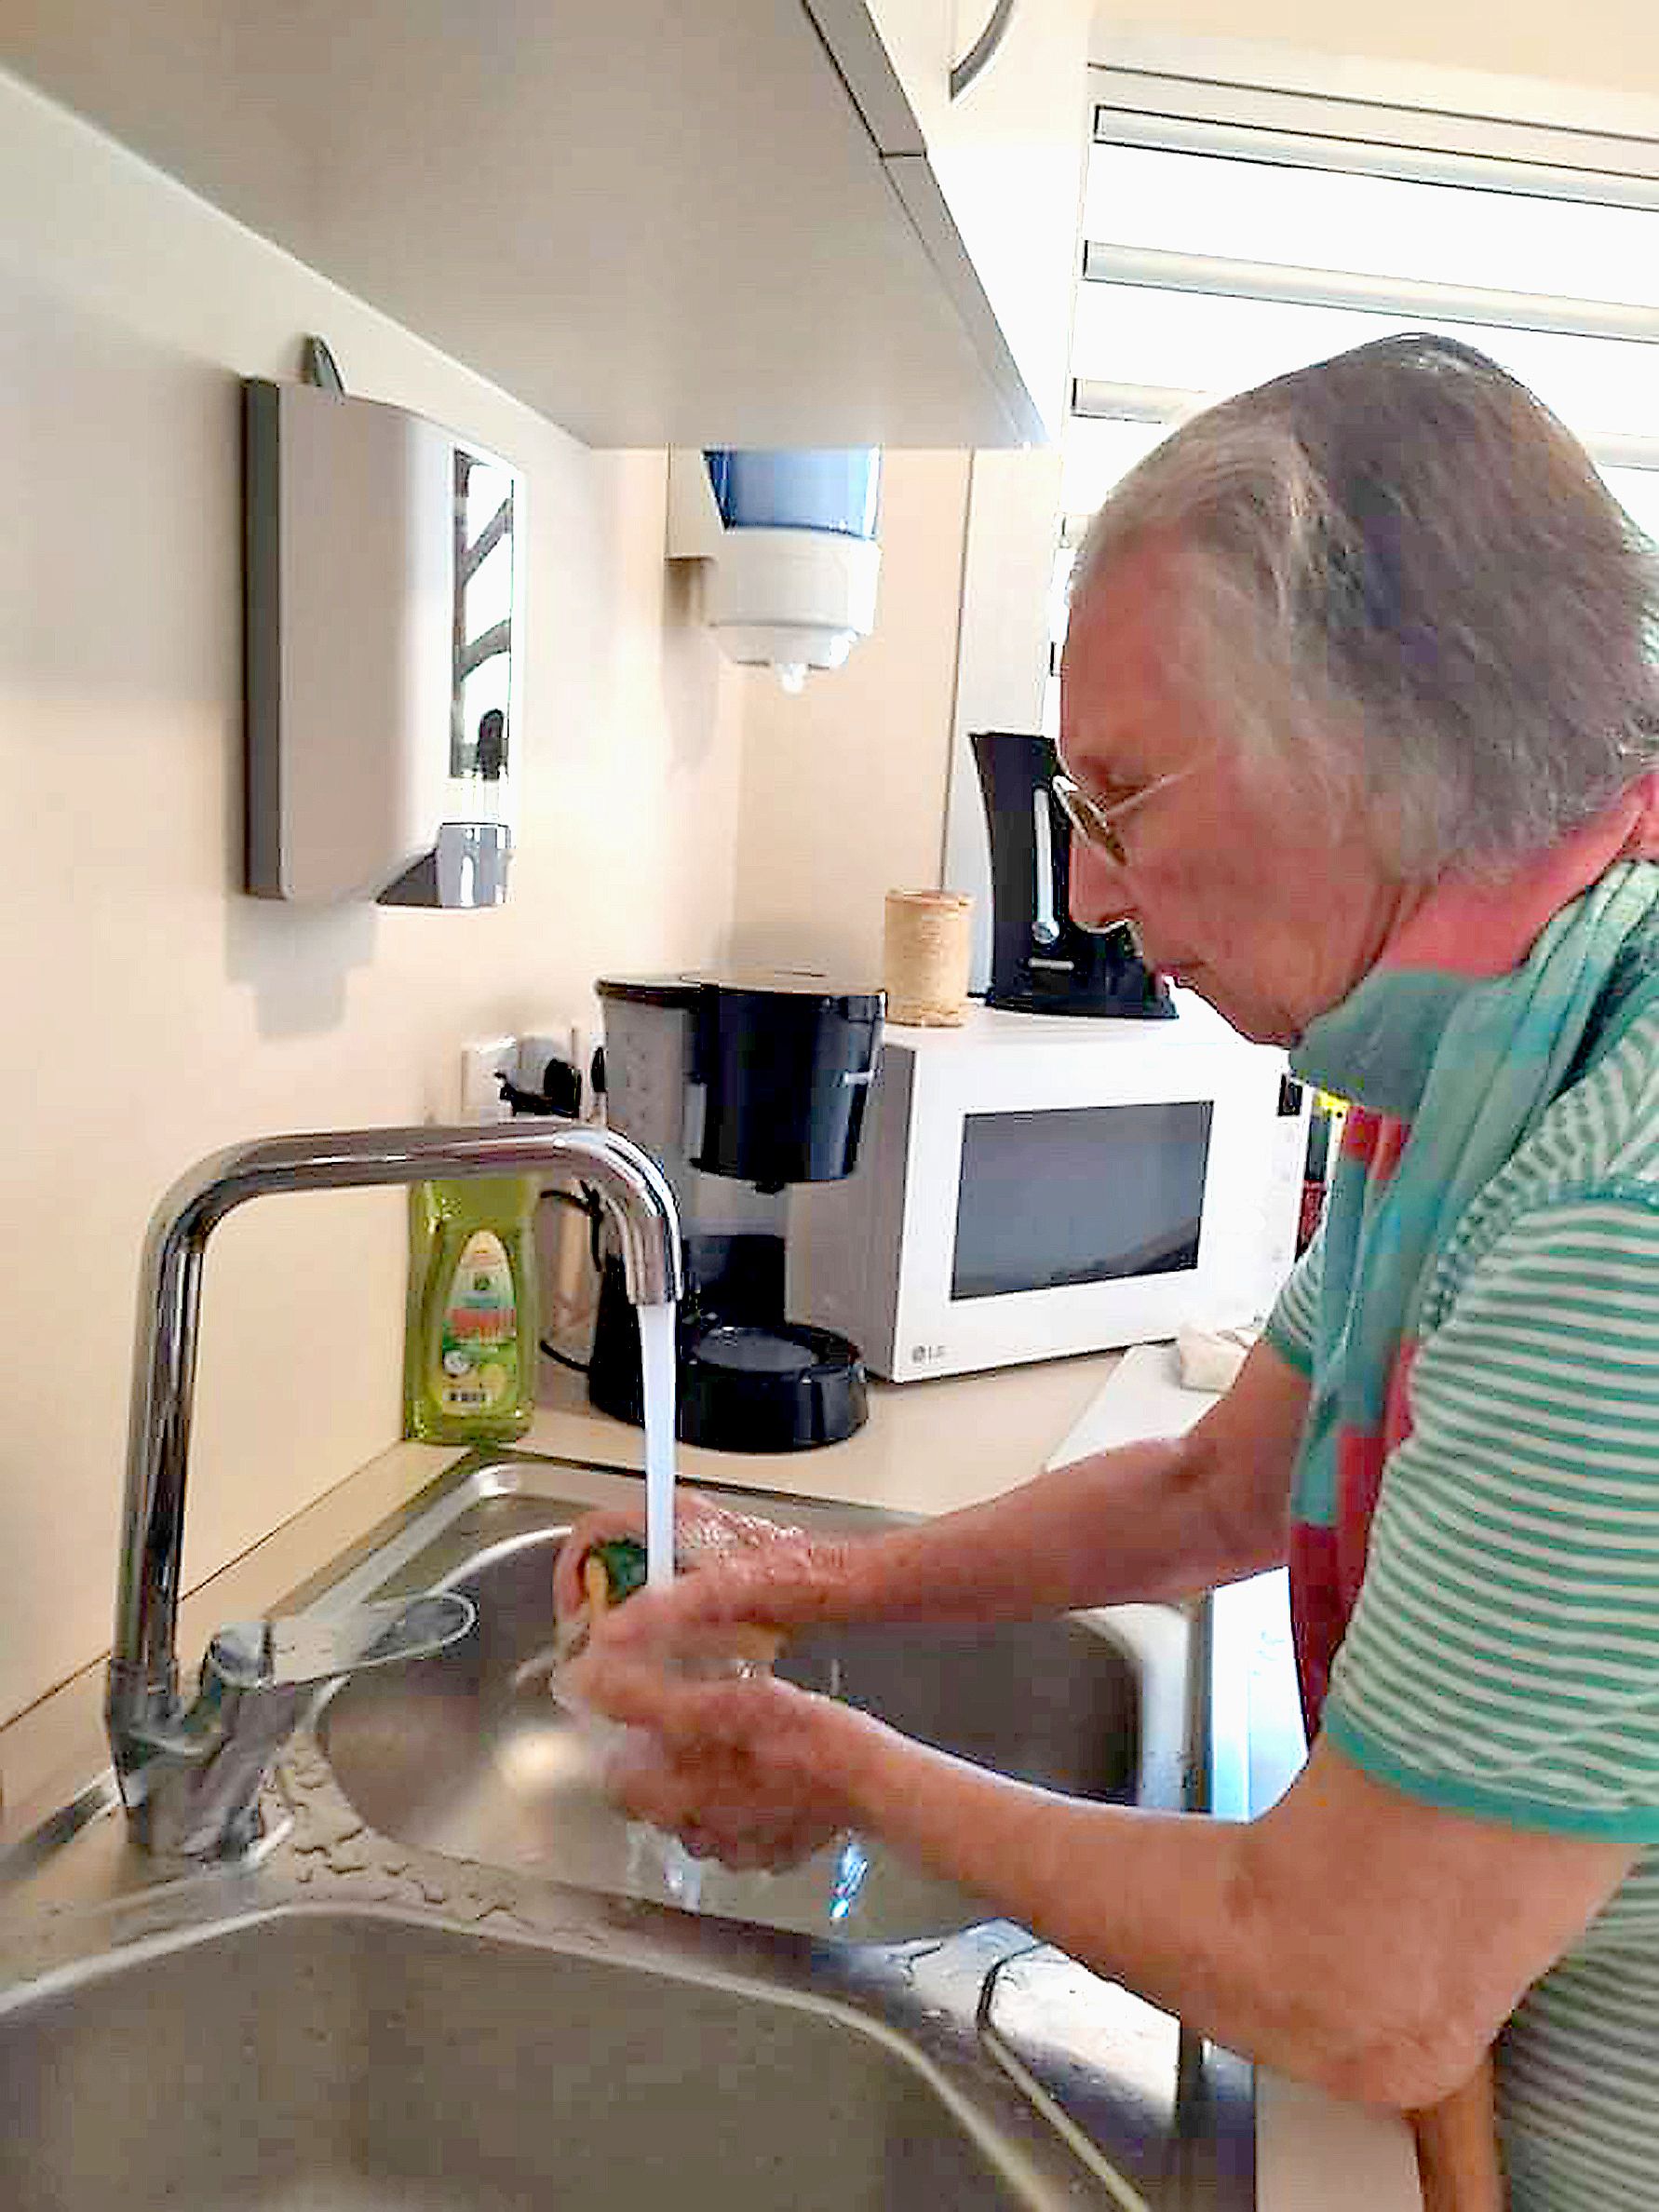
(105, 1118), (681, 1855)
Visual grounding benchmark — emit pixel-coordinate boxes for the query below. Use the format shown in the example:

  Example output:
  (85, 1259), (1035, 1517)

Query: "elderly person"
(562, 333), (1659, 2209)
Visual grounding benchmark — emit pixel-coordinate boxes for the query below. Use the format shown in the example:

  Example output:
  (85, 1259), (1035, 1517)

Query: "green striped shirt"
(1268, 993), (1659, 2207)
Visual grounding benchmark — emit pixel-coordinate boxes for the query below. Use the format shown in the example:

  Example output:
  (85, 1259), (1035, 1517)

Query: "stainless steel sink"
(0, 1906), (1090, 2211)
(0, 1449), (1247, 2210)
(315, 1459), (1192, 1944)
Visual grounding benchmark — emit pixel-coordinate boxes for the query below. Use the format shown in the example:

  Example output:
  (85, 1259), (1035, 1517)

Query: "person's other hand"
(566, 1623), (870, 1871)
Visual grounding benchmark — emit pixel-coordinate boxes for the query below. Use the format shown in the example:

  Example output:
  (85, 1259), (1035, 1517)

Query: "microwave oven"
(786, 998), (1309, 1382)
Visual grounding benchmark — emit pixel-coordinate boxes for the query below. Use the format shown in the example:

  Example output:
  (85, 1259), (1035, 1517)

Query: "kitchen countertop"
(0, 1344), (1419, 2210)
(527, 1344), (1131, 1517)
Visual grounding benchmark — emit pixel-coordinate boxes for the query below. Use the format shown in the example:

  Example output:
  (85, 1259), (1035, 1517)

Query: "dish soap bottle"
(404, 1178), (538, 1443)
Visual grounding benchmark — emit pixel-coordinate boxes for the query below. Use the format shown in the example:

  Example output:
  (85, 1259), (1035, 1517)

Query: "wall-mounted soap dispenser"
(245, 371), (524, 906)
(667, 449), (881, 693)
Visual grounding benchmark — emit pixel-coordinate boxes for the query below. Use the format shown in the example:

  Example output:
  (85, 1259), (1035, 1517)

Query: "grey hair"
(1070, 333), (1659, 882)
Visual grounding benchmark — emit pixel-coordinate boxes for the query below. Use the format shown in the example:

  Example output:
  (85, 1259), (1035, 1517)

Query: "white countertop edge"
(1257, 2071), (1421, 2211)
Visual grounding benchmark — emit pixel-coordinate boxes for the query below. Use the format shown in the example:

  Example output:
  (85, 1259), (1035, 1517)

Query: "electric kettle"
(970, 730), (1172, 1018)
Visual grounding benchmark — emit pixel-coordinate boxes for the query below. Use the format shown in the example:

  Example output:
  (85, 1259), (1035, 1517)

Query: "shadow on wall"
(224, 899), (377, 1039)
(659, 546), (725, 778)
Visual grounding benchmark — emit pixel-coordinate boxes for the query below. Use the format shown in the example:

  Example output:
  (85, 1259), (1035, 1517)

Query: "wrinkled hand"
(567, 1622), (868, 1871)
(553, 1494), (871, 1870)
(552, 1492), (854, 1646)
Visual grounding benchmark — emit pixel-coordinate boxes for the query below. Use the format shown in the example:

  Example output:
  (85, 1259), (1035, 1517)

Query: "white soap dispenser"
(244, 351), (524, 907)
(667, 448), (881, 692)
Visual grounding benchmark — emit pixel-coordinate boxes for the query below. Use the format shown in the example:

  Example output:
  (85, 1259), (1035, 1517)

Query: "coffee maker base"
(678, 1319), (870, 1452)
(587, 1260), (869, 1452)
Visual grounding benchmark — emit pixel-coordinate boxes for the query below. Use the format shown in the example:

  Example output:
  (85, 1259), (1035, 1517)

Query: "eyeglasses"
(1050, 760), (1204, 869)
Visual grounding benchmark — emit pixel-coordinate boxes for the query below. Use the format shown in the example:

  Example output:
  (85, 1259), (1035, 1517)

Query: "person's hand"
(552, 1496), (876, 1869)
(552, 1492), (855, 1647)
(566, 1620), (872, 1871)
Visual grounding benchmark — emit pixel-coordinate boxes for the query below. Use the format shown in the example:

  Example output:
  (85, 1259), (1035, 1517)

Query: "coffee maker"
(587, 973), (884, 1450)
(971, 729), (1172, 1018)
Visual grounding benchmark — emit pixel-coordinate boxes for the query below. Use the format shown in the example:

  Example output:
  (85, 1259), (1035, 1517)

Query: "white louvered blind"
(1046, 74), (1659, 732)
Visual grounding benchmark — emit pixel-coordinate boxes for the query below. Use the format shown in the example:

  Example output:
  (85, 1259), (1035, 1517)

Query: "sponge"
(575, 1533), (783, 1667)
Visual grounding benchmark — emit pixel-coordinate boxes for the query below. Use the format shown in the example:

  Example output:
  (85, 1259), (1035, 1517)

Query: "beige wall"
(0, 73), (748, 1726)
(728, 450), (973, 984)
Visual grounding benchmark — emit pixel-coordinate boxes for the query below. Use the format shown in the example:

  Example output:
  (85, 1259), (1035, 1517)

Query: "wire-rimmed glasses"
(1051, 759), (1204, 869)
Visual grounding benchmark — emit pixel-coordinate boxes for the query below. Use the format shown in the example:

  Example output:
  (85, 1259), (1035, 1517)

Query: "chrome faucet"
(105, 1120), (682, 1861)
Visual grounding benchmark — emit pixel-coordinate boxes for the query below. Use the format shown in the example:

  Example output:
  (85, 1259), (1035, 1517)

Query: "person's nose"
(1068, 837), (1132, 934)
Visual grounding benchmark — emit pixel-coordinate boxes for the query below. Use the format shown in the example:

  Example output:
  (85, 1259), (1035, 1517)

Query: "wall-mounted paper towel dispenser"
(244, 374), (523, 907)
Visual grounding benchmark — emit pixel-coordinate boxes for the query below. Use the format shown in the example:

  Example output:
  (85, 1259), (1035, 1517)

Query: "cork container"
(883, 889), (973, 1026)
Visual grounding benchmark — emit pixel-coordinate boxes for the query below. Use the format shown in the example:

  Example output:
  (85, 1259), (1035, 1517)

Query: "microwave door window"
(950, 1101), (1213, 1302)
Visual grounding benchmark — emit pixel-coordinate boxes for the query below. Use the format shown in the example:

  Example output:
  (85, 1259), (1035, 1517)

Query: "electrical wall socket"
(457, 1023), (599, 1124)
(458, 1035), (519, 1123)
(519, 1020), (600, 1118)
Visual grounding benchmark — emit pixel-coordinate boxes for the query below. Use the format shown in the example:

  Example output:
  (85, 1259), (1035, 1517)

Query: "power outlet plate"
(456, 1020), (598, 1123)
(459, 1036), (519, 1122)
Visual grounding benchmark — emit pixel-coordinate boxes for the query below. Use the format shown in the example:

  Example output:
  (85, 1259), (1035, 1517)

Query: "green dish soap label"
(438, 1229), (519, 1417)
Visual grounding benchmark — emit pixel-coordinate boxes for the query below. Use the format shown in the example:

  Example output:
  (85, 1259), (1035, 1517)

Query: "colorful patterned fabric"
(1278, 791), (1659, 1733)
(1263, 789), (1659, 2205)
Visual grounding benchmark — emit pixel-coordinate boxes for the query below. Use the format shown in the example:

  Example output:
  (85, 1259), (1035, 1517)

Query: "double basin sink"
(0, 1450), (1249, 2209)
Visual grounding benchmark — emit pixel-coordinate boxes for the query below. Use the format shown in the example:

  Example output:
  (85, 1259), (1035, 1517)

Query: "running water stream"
(630, 1299), (705, 1904)
(637, 1302), (678, 1593)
